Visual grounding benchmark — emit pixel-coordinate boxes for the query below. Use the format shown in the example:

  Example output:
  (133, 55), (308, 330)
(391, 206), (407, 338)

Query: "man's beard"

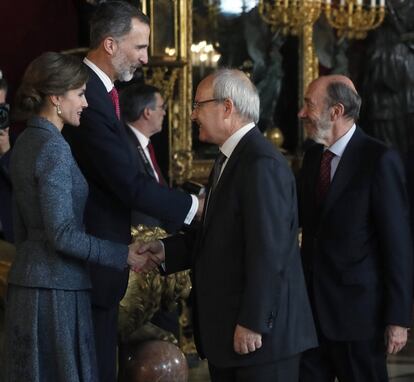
(112, 52), (137, 82)
(310, 113), (332, 145)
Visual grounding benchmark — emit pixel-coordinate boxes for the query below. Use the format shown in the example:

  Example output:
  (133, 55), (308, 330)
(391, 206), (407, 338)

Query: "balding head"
(299, 74), (361, 146)
(313, 75), (361, 122)
(316, 75), (357, 93)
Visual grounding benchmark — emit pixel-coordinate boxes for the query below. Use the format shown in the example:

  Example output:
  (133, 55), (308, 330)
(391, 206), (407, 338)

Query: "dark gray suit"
(5, 116), (128, 382)
(164, 128), (317, 377)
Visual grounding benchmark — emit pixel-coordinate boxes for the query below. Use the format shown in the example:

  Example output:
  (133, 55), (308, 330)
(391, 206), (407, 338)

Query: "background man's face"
(148, 93), (166, 136)
(112, 18), (150, 82)
(298, 81), (332, 144)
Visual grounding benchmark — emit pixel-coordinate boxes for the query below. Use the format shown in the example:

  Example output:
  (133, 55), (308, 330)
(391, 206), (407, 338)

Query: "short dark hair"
(120, 83), (160, 123)
(89, 1), (150, 49)
(15, 52), (88, 119)
(325, 81), (361, 121)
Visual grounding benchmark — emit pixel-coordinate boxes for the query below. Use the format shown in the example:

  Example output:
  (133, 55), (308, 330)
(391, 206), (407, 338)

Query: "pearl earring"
(56, 104), (62, 116)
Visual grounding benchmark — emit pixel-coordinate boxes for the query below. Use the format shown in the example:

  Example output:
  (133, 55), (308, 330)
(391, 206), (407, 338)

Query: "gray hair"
(89, 1), (149, 49)
(325, 81), (361, 121)
(211, 69), (260, 124)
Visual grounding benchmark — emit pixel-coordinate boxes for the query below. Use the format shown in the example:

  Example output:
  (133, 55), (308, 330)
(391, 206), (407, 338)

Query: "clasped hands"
(127, 240), (165, 273)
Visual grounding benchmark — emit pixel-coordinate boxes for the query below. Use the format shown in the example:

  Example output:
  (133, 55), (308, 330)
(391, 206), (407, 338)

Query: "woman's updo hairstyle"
(15, 52), (88, 120)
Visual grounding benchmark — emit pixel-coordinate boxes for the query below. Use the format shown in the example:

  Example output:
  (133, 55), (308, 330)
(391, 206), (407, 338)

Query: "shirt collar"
(84, 57), (113, 93)
(127, 124), (150, 149)
(327, 124), (356, 157)
(220, 122), (255, 159)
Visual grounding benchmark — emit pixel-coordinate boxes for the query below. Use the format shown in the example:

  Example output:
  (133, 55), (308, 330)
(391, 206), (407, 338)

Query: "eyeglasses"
(192, 98), (223, 110)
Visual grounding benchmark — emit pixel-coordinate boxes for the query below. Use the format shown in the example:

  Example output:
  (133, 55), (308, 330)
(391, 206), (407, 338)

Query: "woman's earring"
(56, 104), (62, 116)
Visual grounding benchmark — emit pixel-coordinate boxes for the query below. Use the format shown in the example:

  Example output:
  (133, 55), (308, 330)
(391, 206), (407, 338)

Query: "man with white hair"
(139, 69), (317, 382)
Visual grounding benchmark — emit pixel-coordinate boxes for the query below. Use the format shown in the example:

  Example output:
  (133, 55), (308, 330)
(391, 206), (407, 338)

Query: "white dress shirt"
(327, 124), (356, 180)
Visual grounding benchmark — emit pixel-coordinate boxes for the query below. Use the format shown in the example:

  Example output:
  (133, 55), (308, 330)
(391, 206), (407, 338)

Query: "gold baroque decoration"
(258, 0), (321, 98)
(142, 66), (179, 102)
(324, 0), (386, 40)
(258, 0), (322, 35)
(171, 148), (193, 184)
(118, 225), (191, 344)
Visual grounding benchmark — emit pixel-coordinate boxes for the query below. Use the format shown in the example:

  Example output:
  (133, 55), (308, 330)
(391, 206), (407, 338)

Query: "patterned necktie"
(316, 149), (335, 204)
(148, 142), (165, 185)
(109, 87), (120, 120)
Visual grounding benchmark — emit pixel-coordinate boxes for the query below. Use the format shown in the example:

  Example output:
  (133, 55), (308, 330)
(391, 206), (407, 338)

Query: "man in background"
(298, 74), (413, 382)
(119, 82), (182, 345)
(120, 83), (178, 231)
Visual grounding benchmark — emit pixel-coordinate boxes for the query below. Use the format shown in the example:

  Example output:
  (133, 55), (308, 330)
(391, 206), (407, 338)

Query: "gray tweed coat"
(4, 116), (129, 382)
(9, 116), (128, 287)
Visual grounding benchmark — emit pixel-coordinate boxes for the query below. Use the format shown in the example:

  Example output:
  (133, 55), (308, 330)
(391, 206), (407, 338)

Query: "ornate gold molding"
(141, 0), (194, 184)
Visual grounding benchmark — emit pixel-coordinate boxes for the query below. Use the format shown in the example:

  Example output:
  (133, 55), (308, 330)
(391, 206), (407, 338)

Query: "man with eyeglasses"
(138, 69), (317, 382)
(120, 83), (178, 230)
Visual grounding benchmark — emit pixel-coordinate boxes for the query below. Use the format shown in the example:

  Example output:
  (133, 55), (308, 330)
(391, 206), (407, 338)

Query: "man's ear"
(103, 37), (117, 56)
(142, 107), (152, 120)
(223, 98), (233, 118)
(331, 103), (345, 121)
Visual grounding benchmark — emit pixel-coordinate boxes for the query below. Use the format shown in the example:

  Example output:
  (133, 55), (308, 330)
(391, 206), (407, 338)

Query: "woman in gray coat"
(3, 52), (145, 382)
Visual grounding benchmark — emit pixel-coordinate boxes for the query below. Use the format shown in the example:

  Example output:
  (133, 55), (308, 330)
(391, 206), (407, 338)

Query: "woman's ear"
(49, 95), (60, 107)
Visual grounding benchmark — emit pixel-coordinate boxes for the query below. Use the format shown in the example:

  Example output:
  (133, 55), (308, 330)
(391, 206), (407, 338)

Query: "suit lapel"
(124, 124), (158, 180)
(202, 127), (257, 233)
(86, 67), (120, 130)
(320, 128), (364, 219)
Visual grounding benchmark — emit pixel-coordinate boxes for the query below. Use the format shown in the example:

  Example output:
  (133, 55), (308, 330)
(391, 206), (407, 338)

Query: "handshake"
(127, 240), (165, 273)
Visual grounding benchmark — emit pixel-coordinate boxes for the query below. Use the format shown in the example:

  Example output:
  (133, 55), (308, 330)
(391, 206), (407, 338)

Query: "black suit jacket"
(300, 127), (413, 341)
(123, 123), (179, 233)
(62, 68), (192, 307)
(164, 128), (317, 368)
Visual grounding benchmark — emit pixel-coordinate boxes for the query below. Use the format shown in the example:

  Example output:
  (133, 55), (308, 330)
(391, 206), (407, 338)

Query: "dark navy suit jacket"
(123, 124), (179, 233)
(300, 127), (413, 341)
(62, 68), (192, 308)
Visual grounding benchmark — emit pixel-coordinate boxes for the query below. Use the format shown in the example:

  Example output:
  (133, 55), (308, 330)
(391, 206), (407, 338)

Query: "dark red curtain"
(0, 0), (80, 101)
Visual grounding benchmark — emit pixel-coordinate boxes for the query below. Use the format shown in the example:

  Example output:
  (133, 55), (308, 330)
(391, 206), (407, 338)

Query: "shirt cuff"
(184, 194), (199, 225)
(159, 240), (166, 272)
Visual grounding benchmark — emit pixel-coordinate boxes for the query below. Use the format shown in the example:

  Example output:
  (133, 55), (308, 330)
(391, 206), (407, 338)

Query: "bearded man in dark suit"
(298, 74), (413, 382)
(139, 68), (317, 382)
(62, 2), (202, 381)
